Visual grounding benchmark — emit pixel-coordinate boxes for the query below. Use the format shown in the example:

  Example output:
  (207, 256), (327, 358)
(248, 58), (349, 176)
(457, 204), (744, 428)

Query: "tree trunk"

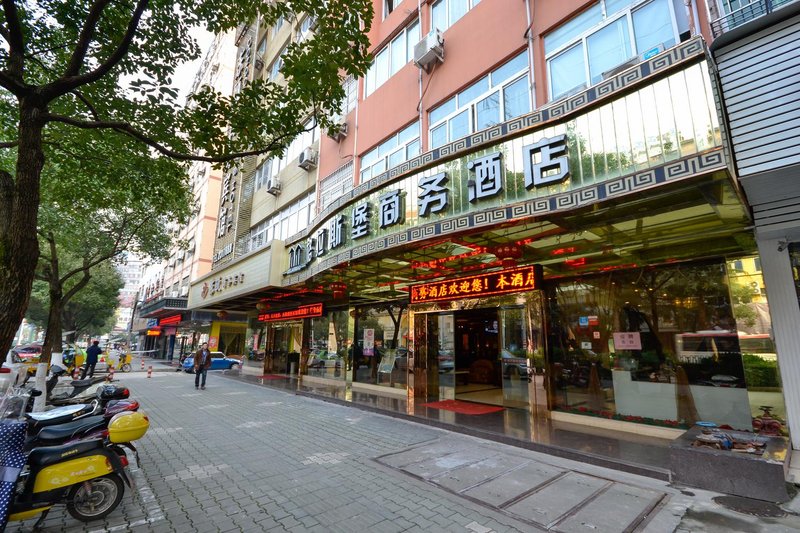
(0, 103), (45, 359)
(41, 283), (64, 362)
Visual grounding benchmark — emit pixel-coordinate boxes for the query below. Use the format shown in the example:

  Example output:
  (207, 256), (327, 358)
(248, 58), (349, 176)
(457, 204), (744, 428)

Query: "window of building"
(364, 20), (420, 97)
(342, 75), (357, 116)
(248, 192), (315, 252)
(360, 122), (420, 183)
(257, 36), (267, 56)
(429, 51), (529, 149)
(269, 46), (286, 80)
(545, 0), (681, 100)
(299, 15), (314, 40)
(319, 162), (354, 212)
(272, 15), (284, 36)
(431, 0), (481, 32)
(255, 120), (319, 191)
(383, 0), (400, 18)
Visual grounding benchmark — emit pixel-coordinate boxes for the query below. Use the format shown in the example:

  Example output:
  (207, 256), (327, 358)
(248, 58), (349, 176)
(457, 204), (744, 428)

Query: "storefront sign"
(258, 303), (324, 322)
(146, 329), (160, 336)
(213, 242), (234, 263)
(286, 138), (569, 276)
(410, 264), (543, 304)
(613, 332), (642, 350)
(146, 318), (159, 328)
(204, 272), (245, 297)
(159, 314), (182, 326)
(363, 329), (375, 357)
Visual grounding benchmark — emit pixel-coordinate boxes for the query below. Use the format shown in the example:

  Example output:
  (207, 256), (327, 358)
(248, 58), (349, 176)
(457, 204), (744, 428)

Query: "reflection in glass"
(546, 261), (756, 431)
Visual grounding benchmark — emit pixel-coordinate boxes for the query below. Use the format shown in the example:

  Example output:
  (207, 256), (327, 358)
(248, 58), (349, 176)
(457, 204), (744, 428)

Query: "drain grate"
(713, 495), (787, 518)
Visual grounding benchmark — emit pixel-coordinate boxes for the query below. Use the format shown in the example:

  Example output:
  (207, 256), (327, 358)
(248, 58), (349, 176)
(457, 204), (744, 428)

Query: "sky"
(173, 26), (215, 105)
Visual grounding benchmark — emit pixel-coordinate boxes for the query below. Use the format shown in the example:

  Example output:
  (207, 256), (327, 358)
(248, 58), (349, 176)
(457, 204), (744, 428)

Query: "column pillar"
(757, 237), (800, 450)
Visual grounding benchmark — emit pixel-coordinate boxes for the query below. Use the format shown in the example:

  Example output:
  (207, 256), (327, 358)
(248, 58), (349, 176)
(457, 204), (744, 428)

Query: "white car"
(1, 351), (28, 392)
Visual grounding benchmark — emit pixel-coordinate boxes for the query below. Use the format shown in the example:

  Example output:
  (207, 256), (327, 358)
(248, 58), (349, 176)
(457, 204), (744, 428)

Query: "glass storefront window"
(307, 309), (350, 380)
(545, 261), (760, 431)
(353, 302), (409, 388)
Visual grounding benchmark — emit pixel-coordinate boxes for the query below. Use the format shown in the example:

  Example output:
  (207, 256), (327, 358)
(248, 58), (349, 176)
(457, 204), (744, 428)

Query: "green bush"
(742, 353), (780, 388)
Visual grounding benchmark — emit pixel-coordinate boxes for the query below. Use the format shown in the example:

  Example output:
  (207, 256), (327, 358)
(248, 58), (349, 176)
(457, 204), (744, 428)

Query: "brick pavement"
(7, 371), (800, 532)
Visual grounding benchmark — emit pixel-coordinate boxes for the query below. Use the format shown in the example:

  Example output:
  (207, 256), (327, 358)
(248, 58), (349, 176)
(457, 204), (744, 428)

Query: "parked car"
(501, 350), (530, 380)
(182, 352), (241, 373)
(308, 352), (341, 369)
(2, 351), (27, 392)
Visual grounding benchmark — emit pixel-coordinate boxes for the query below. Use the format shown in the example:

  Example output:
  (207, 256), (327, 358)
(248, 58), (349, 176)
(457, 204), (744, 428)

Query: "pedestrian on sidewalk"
(81, 340), (101, 379)
(194, 343), (212, 390)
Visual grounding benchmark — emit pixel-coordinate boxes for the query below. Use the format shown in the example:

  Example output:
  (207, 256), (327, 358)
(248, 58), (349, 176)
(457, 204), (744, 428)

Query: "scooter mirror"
(30, 389), (42, 397)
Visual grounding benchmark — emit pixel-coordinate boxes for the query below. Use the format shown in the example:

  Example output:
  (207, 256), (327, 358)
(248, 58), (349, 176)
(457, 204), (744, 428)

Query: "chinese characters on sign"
(209, 272), (245, 296)
(217, 167), (239, 237)
(613, 332), (642, 350)
(410, 264), (543, 304)
(379, 190), (405, 228)
(285, 136), (569, 275)
(523, 134), (570, 188)
(467, 152), (503, 203)
(418, 172), (449, 216)
(258, 303), (324, 322)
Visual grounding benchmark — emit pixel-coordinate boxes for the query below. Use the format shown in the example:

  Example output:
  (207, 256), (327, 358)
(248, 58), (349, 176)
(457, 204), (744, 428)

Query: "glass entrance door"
(264, 321), (303, 375)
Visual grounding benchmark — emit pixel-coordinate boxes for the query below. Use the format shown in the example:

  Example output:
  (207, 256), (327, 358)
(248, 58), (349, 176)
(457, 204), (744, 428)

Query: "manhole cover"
(713, 495), (786, 518)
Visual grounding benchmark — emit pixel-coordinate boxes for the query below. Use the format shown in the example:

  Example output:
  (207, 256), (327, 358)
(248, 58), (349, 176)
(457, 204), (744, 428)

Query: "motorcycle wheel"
(121, 363), (132, 373)
(66, 474), (124, 521)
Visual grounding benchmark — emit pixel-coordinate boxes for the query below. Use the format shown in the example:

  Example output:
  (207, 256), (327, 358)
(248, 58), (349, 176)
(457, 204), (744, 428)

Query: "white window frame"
(430, 0), (481, 32)
(545, 0), (679, 100)
(359, 122), (420, 183)
(342, 75), (357, 115)
(364, 19), (420, 98)
(248, 192), (315, 252)
(254, 160), (272, 191)
(428, 52), (530, 149)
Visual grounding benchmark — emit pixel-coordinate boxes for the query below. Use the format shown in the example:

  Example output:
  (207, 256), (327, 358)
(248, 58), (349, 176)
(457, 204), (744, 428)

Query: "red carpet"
(258, 374), (287, 380)
(420, 399), (504, 415)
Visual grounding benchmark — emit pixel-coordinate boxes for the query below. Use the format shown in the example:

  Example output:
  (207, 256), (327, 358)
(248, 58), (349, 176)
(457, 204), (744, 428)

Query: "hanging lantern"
(495, 244), (522, 268)
(255, 300), (270, 312)
(330, 281), (347, 300)
(216, 310), (229, 320)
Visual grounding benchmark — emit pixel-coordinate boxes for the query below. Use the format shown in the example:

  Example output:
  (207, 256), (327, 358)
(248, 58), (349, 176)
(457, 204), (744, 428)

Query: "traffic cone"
(107, 367), (115, 382)
(140, 359), (145, 371)
(147, 365), (152, 378)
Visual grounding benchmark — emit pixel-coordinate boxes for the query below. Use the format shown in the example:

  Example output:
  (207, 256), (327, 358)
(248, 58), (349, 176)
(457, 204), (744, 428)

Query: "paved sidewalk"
(7, 371), (800, 532)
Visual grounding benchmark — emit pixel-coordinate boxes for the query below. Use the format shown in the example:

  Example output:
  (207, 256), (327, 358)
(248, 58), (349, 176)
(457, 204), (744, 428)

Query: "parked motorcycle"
(27, 399), (140, 450)
(0, 388), (149, 529)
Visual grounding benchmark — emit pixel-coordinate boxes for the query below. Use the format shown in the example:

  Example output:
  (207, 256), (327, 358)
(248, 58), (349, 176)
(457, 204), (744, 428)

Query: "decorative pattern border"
(295, 37), (708, 244)
(282, 148), (726, 286)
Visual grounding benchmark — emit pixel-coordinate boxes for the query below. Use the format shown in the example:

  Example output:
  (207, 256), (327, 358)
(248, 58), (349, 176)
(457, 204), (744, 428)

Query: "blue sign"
(642, 46), (662, 60)
(579, 316), (589, 327)
(146, 318), (159, 328)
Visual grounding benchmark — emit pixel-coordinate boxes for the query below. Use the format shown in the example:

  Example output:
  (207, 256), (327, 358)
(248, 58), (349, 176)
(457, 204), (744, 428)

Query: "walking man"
(81, 340), (101, 379)
(194, 343), (212, 390)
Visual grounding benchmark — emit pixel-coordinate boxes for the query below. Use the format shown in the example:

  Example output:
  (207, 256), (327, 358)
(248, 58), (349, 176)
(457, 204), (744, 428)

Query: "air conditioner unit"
(170, 290), (179, 298)
(413, 29), (444, 72)
(298, 147), (318, 170)
(176, 249), (185, 260)
(327, 118), (348, 142)
(254, 58), (264, 72)
(267, 178), (281, 196)
(180, 286), (189, 297)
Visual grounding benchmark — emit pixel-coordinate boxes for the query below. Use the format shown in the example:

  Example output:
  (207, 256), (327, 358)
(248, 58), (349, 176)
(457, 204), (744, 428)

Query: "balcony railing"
(711, 0), (797, 37)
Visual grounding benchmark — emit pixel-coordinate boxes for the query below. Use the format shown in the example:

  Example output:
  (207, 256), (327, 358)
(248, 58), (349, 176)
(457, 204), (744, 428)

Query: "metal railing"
(711, 0), (797, 37)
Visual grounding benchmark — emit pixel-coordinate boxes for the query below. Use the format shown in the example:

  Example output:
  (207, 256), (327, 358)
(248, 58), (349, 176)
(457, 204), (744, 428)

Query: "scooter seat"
(70, 379), (93, 387)
(28, 439), (105, 468)
(34, 415), (105, 444)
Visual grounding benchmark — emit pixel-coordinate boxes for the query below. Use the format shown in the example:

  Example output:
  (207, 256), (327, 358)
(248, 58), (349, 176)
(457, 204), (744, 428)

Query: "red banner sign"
(410, 265), (543, 304)
(258, 303), (324, 322)
(159, 314), (182, 326)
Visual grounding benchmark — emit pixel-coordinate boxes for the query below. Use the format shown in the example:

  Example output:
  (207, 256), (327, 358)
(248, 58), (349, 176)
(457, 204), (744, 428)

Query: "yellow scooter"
(1, 392), (149, 528)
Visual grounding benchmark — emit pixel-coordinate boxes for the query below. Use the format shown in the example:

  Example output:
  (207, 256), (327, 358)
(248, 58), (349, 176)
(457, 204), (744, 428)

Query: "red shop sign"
(410, 264), (543, 304)
(258, 303), (323, 322)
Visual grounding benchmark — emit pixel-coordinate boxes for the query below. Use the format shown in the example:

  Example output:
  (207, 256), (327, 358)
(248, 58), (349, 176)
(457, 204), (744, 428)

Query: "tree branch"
(71, 90), (100, 120)
(63, 268), (91, 304)
(63, 0), (114, 77)
(44, 0), (149, 99)
(2, 0), (25, 79)
(44, 112), (293, 164)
